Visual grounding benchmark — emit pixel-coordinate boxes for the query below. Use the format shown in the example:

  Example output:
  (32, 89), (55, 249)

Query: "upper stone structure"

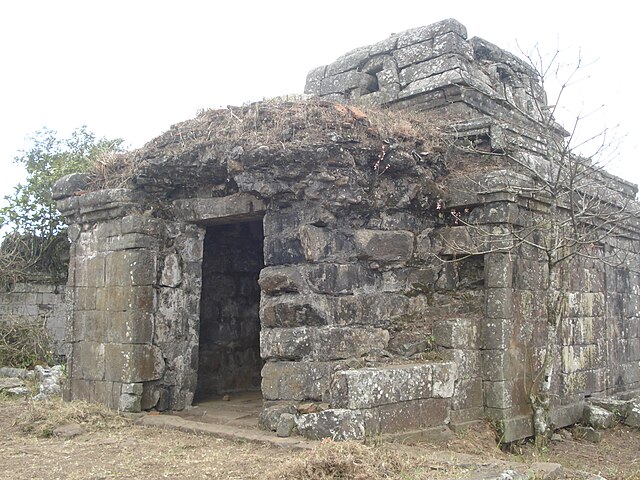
(305, 19), (543, 119)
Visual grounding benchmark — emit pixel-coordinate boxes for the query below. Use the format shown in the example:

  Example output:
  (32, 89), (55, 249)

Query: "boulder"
(258, 404), (298, 432)
(583, 404), (616, 430)
(624, 401), (640, 428)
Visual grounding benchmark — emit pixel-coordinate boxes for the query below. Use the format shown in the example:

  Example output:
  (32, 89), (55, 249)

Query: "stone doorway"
(194, 220), (265, 403)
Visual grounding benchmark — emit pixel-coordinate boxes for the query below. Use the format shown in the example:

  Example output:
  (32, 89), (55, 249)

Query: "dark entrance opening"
(194, 219), (264, 403)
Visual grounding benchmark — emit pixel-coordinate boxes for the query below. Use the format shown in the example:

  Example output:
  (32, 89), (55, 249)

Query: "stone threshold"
(136, 413), (314, 450)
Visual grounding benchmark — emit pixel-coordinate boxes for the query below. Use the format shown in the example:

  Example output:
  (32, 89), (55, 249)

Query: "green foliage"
(1, 126), (124, 237)
(0, 127), (124, 287)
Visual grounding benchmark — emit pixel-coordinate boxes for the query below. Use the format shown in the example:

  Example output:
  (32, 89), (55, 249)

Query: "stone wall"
(0, 281), (67, 357)
(52, 18), (640, 442)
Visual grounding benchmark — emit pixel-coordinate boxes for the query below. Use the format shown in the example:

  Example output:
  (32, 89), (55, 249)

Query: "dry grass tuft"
(84, 98), (449, 190)
(0, 318), (53, 368)
(274, 440), (427, 480)
(88, 149), (141, 190)
(11, 397), (131, 437)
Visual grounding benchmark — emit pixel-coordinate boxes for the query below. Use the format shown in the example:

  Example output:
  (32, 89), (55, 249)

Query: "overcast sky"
(0, 1), (637, 206)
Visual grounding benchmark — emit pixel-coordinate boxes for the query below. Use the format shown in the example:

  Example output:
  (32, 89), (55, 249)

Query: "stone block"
(295, 409), (365, 441)
(567, 292), (605, 318)
(366, 398), (451, 435)
(100, 286), (155, 313)
(77, 188), (137, 210)
(450, 407), (485, 425)
(353, 229), (414, 263)
(432, 362), (457, 398)
(261, 361), (334, 401)
(276, 413), (297, 437)
(388, 332), (429, 357)
(583, 404), (616, 429)
(433, 318), (479, 349)
(260, 326), (389, 361)
(56, 196), (79, 216)
(500, 414), (534, 444)
(159, 253), (182, 287)
(175, 232), (204, 263)
(469, 201), (519, 225)
(299, 225), (354, 262)
(119, 392), (141, 412)
(361, 55), (399, 88)
(171, 194), (265, 224)
(75, 310), (106, 342)
(98, 233), (160, 252)
(399, 70), (466, 99)
(431, 226), (477, 256)
(73, 341), (106, 381)
(304, 65), (327, 95)
(259, 266), (305, 295)
(320, 71), (377, 95)
(419, 397), (452, 428)
(106, 250), (157, 287)
(431, 32), (473, 59)
(589, 397), (630, 417)
(258, 403), (299, 431)
(75, 256), (105, 288)
(624, 401), (640, 428)
(482, 350), (508, 382)
(261, 295), (328, 328)
(366, 401), (421, 433)
(486, 288), (513, 319)
(397, 18), (467, 48)
(399, 54), (467, 87)
(620, 362), (640, 384)
(107, 311), (153, 344)
(121, 382), (144, 395)
(550, 402), (585, 429)
(573, 425), (603, 443)
(451, 377), (483, 411)
(484, 380), (512, 409)
(559, 372), (586, 397)
(484, 253), (513, 289)
(332, 293), (409, 328)
(303, 263), (378, 295)
(95, 220), (123, 238)
(104, 344), (165, 383)
(121, 215), (165, 236)
(52, 172), (92, 200)
(93, 381), (120, 410)
(330, 364), (433, 409)
(440, 349), (481, 379)
(68, 378), (93, 402)
(264, 236), (305, 266)
(260, 328), (313, 360)
(560, 345), (602, 374)
(326, 47), (371, 76)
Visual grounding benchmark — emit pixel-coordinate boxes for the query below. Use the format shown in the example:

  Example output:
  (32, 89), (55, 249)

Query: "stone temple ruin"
(52, 19), (640, 442)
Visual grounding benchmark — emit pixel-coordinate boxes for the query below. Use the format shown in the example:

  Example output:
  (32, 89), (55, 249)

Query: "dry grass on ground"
(2, 396), (640, 479)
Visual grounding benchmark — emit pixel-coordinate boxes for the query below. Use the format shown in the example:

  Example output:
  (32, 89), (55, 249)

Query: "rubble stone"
(295, 409), (365, 441)
(583, 404), (616, 429)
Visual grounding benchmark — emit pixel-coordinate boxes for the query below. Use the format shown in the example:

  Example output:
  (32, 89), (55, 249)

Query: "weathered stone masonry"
(0, 281), (67, 357)
(53, 18), (640, 442)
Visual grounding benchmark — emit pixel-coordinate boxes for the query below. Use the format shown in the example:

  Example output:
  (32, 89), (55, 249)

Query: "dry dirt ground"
(1, 396), (639, 480)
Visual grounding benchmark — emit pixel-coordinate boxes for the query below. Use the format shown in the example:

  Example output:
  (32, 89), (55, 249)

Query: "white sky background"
(0, 1), (637, 205)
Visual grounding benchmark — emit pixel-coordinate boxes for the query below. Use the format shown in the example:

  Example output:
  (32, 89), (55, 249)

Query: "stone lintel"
(172, 193), (265, 224)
